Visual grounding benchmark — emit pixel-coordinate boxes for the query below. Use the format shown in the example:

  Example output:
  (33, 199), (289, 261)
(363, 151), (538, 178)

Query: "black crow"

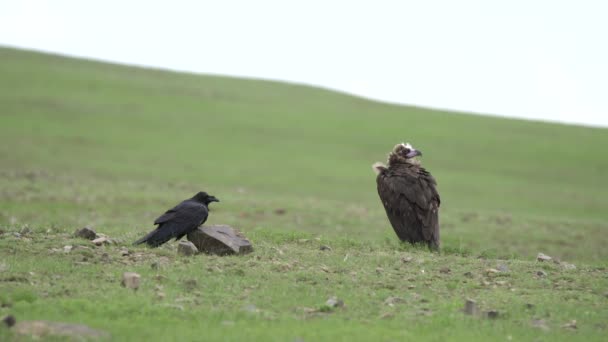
(373, 143), (440, 249)
(133, 191), (219, 247)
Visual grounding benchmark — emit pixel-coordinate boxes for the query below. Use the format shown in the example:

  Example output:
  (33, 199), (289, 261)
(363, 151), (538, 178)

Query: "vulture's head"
(373, 142), (423, 174)
(192, 191), (220, 205)
(390, 143), (422, 165)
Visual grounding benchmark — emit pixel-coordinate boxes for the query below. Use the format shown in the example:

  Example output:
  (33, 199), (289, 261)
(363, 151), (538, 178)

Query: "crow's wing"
(376, 168), (440, 245)
(154, 200), (209, 237)
(154, 200), (205, 225)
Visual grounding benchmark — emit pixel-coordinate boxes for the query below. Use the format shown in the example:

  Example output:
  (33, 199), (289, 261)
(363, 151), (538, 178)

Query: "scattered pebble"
(561, 262), (576, 270)
(121, 272), (141, 290)
(243, 304), (258, 313)
(120, 248), (130, 257)
(525, 303), (535, 309)
(376, 267), (384, 274)
(100, 253), (111, 263)
(463, 271), (474, 278)
(464, 298), (477, 315)
(562, 320), (577, 330)
(2, 315), (16, 327)
(177, 241), (198, 256)
(92, 237), (110, 246)
(536, 270), (547, 277)
(63, 245), (73, 253)
(537, 253), (552, 262)
(497, 264), (509, 272)
(319, 245), (332, 251)
(485, 268), (500, 274)
(531, 319), (550, 331)
(325, 296), (344, 308)
(384, 296), (404, 306)
(439, 267), (451, 274)
(485, 310), (500, 319)
(74, 227), (96, 240)
(401, 256), (413, 263)
(274, 208), (286, 215)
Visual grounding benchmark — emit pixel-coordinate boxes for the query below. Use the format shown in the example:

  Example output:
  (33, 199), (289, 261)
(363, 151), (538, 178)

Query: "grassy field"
(0, 47), (607, 341)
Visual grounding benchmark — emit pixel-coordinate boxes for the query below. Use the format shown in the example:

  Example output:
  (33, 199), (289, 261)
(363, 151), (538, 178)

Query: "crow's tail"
(132, 227), (174, 247)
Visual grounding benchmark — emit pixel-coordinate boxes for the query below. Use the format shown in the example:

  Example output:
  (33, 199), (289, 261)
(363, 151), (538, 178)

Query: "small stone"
(562, 320), (577, 330)
(274, 208), (286, 215)
(485, 310), (500, 319)
(380, 312), (394, 319)
(464, 298), (477, 315)
(177, 241), (198, 256)
(121, 272), (141, 289)
(100, 253), (111, 263)
(384, 296), (404, 306)
(3, 315), (16, 327)
(561, 262), (576, 270)
(74, 227), (96, 240)
(537, 253), (552, 262)
(439, 267), (451, 274)
(92, 237), (109, 246)
(497, 264), (509, 272)
(531, 319), (550, 331)
(243, 304), (258, 313)
(13, 232), (21, 238)
(525, 303), (535, 309)
(63, 245), (73, 253)
(319, 245), (332, 251)
(485, 268), (500, 274)
(120, 248), (130, 256)
(463, 271), (474, 278)
(325, 296), (344, 308)
(401, 256), (413, 263)
(536, 270), (547, 277)
(407, 284), (416, 289)
(376, 267), (384, 274)
(19, 226), (31, 235)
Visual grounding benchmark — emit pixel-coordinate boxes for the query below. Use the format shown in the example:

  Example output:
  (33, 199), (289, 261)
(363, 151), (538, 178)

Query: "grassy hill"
(0, 47), (607, 341)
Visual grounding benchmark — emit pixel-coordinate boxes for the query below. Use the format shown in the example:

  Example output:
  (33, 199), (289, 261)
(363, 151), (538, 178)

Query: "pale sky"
(1, 0), (607, 127)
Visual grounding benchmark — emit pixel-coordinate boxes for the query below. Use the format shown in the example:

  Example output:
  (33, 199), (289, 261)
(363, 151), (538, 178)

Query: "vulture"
(373, 143), (440, 249)
(133, 191), (219, 247)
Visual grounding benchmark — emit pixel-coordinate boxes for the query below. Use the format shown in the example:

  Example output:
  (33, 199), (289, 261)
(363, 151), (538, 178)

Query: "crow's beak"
(406, 149), (422, 158)
(210, 196), (220, 203)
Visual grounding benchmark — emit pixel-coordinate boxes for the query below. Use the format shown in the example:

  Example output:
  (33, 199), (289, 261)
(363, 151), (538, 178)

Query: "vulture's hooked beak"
(406, 149), (422, 158)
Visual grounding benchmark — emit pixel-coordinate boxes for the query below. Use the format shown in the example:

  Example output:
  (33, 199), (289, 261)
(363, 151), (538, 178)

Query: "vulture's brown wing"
(376, 168), (440, 245)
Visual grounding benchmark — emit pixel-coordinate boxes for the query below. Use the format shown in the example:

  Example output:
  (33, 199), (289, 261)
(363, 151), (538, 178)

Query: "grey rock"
(536, 270), (547, 277)
(187, 225), (253, 256)
(531, 319), (550, 331)
(74, 227), (97, 240)
(92, 237), (110, 246)
(464, 298), (477, 315)
(121, 272), (141, 289)
(497, 264), (509, 272)
(320, 245), (332, 251)
(537, 253), (552, 262)
(177, 241), (198, 256)
(485, 310), (499, 319)
(384, 296), (404, 306)
(2, 315), (16, 327)
(325, 296), (344, 308)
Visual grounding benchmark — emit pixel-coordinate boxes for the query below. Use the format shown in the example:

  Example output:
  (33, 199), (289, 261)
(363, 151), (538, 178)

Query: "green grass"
(1, 47), (607, 341)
